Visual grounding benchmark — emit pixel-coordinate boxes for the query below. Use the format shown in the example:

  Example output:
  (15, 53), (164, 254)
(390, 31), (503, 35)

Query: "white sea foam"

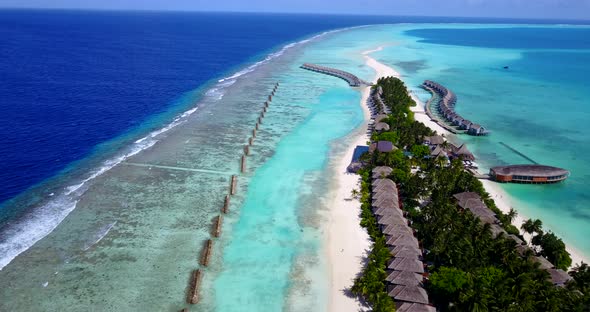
(83, 221), (117, 251)
(0, 26), (359, 271)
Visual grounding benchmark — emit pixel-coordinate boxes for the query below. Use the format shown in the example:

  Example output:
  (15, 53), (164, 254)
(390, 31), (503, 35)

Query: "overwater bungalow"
(387, 285), (430, 305)
(489, 164), (570, 184)
(468, 123), (488, 136)
(459, 119), (473, 130)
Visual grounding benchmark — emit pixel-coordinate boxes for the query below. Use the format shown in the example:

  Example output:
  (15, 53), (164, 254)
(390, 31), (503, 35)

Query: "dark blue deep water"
(0, 10), (586, 208)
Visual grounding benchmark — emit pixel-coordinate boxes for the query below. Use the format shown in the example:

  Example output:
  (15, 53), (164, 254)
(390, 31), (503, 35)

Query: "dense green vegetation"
(351, 77), (589, 311)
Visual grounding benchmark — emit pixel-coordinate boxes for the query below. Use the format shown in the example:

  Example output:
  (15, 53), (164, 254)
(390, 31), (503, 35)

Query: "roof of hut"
(391, 247), (422, 259)
(454, 144), (475, 160)
(548, 268), (572, 286)
(424, 135), (445, 145)
(372, 200), (399, 211)
(375, 114), (389, 123)
(397, 303), (436, 312)
(375, 122), (391, 132)
(516, 244), (533, 256)
(373, 192), (399, 202)
(386, 234), (420, 249)
(508, 234), (524, 245)
(374, 207), (404, 218)
(370, 141), (397, 153)
(430, 146), (444, 157)
(469, 123), (482, 130)
(372, 178), (396, 187)
(378, 215), (408, 226)
(453, 192), (496, 223)
(533, 256), (555, 270)
(372, 167), (393, 178)
(391, 244), (422, 256)
(490, 164), (569, 178)
(383, 224), (413, 235)
(489, 224), (506, 238)
(387, 285), (429, 304)
(386, 270), (424, 286)
(388, 257), (425, 274)
(461, 119), (473, 125)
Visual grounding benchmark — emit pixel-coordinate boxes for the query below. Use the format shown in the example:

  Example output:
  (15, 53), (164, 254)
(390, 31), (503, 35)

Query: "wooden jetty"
(186, 269), (202, 304)
(421, 86), (462, 134)
(422, 80), (489, 136)
(200, 239), (213, 266)
(213, 215), (223, 237)
(230, 175), (237, 195)
(223, 195), (230, 213)
(300, 63), (371, 87)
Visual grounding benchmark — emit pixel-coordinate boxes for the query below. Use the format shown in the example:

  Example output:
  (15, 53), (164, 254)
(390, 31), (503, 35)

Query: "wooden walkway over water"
(301, 63), (372, 87)
(422, 80), (489, 136)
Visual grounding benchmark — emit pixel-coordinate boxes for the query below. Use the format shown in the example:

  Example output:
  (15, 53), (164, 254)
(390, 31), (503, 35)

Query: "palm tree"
(506, 208), (518, 223)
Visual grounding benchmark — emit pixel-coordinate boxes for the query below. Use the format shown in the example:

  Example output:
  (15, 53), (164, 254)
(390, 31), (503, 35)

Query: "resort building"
(374, 122), (391, 132)
(370, 141), (397, 153)
(370, 167), (435, 311)
(489, 164), (570, 183)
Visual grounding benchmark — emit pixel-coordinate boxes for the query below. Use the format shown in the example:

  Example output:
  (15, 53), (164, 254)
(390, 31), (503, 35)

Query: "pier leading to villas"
(300, 63), (372, 87)
(422, 80), (489, 136)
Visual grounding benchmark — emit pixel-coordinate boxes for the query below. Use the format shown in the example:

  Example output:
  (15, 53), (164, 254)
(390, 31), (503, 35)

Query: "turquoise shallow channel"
(0, 24), (589, 311)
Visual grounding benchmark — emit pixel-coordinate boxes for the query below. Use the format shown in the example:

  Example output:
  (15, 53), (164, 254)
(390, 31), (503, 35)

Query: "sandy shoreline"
(326, 46), (586, 312)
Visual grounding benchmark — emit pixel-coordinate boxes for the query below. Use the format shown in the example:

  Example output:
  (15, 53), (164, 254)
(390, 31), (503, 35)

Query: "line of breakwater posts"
(499, 142), (538, 164)
(182, 82), (279, 311)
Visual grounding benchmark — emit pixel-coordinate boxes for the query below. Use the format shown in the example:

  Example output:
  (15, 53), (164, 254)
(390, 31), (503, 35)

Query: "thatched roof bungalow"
(397, 303), (436, 312)
(390, 246), (422, 259)
(388, 257), (425, 274)
(375, 122), (391, 132)
(378, 215), (408, 226)
(548, 268), (572, 287)
(370, 141), (397, 153)
(386, 270), (424, 286)
(387, 285), (429, 304)
(533, 256), (555, 270)
(386, 234), (420, 249)
(372, 166), (393, 179)
(383, 225), (413, 236)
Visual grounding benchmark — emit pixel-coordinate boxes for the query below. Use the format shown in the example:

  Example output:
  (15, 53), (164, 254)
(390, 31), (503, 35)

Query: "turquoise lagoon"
(1, 23), (589, 311)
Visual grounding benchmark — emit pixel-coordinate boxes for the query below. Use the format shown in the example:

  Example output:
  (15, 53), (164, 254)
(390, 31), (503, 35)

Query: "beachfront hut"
(374, 122), (391, 132)
(386, 234), (419, 249)
(453, 144), (475, 161)
(386, 270), (424, 286)
(548, 269), (572, 287)
(387, 285), (429, 304)
(489, 224), (506, 238)
(375, 114), (389, 123)
(373, 177), (396, 187)
(533, 256), (555, 270)
(378, 215), (408, 226)
(516, 244), (533, 257)
(373, 186), (398, 197)
(374, 207), (404, 218)
(424, 135), (444, 146)
(453, 192), (497, 224)
(391, 246), (422, 259)
(373, 191), (399, 201)
(391, 244), (422, 256)
(508, 234), (524, 246)
(372, 199), (399, 210)
(372, 167), (393, 179)
(397, 303), (436, 312)
(370, 141), (397, 153)
(388, 257), (425, 274)
(383, 225), (413, 236)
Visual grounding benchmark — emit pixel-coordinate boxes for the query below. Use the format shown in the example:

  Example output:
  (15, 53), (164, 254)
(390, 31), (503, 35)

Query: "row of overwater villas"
(423, 80), (489, 136)
(372, 166), (436, 312)
(300, 63), (363, 87)
(453, 192), (572, 286)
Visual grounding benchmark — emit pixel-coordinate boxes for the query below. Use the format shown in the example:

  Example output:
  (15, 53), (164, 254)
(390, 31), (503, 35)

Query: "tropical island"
(343, 76), (590, 311)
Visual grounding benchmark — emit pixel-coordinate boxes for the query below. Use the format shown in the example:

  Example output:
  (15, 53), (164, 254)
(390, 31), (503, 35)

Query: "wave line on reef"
(123, 162), (236, 175)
